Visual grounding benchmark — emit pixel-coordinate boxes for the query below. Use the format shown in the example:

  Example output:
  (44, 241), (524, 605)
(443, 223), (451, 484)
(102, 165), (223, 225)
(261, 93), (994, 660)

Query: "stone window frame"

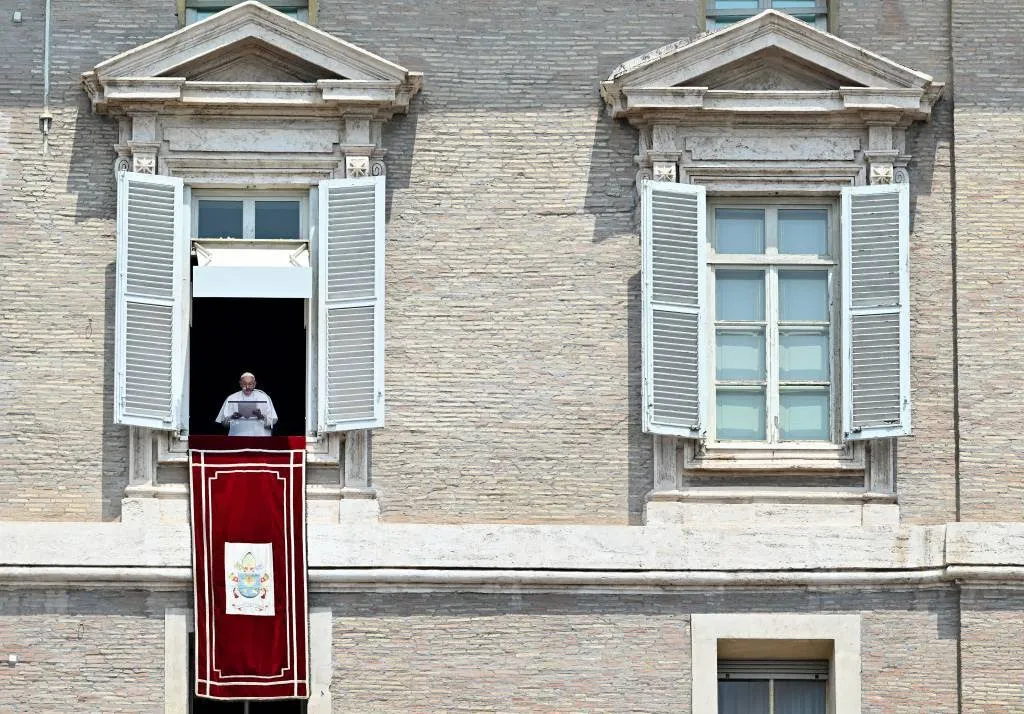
(601, 11), (941, 510)
(691, 613), (861, 714)
(177, 0), (318, 27)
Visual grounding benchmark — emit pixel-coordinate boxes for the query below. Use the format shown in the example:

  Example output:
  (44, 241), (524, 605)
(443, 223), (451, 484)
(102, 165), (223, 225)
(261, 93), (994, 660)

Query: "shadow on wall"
(379, 92), (422, 216)
(583, 96), (654, 524)
(101, 262), (128, 522)
(67, 91), (119, 224)
(626, 272), (652, 525)
(313, 586), (966, 638)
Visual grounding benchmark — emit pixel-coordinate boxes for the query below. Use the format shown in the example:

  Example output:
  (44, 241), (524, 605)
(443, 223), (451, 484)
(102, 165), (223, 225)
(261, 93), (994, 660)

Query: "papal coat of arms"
(224, 542), (275, 616)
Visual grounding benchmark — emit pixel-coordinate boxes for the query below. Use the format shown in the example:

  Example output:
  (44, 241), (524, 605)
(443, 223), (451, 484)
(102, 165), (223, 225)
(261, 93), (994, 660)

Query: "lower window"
(690, 614), (861, 714)
(718, 660), (828, 714)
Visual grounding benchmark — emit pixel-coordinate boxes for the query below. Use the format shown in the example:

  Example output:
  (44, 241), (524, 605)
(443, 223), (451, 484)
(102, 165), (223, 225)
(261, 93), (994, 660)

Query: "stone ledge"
(3, 565), (1024, 591)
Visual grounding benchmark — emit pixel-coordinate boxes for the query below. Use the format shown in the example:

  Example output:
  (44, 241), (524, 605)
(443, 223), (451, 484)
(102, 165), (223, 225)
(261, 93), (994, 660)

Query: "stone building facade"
(1, 0), (1022, 711)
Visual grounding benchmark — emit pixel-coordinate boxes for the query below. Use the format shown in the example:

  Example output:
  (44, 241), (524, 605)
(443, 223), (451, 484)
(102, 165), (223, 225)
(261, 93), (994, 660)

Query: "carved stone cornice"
(81, 1), (422, 120)
(601, 9), (942, 127)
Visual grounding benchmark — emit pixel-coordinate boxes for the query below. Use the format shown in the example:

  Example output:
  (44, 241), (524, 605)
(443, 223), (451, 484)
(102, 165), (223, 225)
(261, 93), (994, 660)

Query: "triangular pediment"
(686, 47), (859, 91)
(88, 1), (409, 82)
(167, 38), (344, 82)
(82, 0), (424, 117)
(602, 10), (941, 121)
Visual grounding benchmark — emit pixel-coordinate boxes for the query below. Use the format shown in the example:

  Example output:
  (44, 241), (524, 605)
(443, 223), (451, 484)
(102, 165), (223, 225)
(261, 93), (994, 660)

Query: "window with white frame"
(718, 660), (828, 714)
(640, 182), (910, 454)
(182, 0), (311, 25)
(194, 193), (308, 241)
(709, 202), (837, 444)
(705, 0), (829, 30)
(113, 171), (386, 436)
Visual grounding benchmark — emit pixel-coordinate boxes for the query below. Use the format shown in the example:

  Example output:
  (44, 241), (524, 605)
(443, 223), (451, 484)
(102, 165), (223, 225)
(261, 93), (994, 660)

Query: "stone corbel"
(652, 159), (679, 183)
(130, 143), (161, 174)
(634, 126), (653, 193)
(863, 117), (900, 186)
(344, 155), (371, 178)
(127, 112), (162, 174)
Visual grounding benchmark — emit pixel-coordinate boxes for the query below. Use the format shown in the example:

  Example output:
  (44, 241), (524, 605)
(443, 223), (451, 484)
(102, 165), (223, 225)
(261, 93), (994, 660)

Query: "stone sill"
(646, 488), (898, 527)
(156, 431), (341, 466)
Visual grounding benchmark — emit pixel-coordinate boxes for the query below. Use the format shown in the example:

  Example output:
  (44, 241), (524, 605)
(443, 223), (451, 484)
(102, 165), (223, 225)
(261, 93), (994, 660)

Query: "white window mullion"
(767, 265), (780, 443)
(242, 199), (256, 239)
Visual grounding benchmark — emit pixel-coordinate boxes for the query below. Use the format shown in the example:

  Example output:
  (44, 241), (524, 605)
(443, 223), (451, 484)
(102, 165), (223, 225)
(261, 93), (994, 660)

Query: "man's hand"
(254, 408), (263, 419)
(231, 411), (241, 419)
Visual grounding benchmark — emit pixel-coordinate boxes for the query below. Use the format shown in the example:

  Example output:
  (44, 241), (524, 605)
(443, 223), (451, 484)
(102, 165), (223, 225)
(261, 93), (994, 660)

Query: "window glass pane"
(716, 270), (765, 321)
(712, 0), (760, 8)
(774, 679), (827, 714)
(780, 389), (830, 440)
(716, 389), (766, 440)
(717, 329), (766, 380)
(197, 200), (243, 238)
(779, 270), (828, 321)
(709, 18), (746, 27)
(772, 0), (819, 8)
(715, 208), (765, 254)
(193, 8), (229, 20)
(780, 330), (829, 381)
(255, 200), (301, 239)
(778, 209), (828, 255)
(719, 680), (770, 714)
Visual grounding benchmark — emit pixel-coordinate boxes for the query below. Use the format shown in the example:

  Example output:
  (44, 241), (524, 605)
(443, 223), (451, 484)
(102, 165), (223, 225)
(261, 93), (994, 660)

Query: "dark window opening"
(188, 634), (307, 713)
(189, 297), (307, 437)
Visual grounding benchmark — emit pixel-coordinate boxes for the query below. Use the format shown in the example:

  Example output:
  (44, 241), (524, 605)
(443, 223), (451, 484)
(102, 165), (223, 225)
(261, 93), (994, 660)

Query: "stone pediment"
(687, 47), (855, 91)
(601, 10), (942, 123)
(82, 1), (422, 116)
(171, 38), (345, 83)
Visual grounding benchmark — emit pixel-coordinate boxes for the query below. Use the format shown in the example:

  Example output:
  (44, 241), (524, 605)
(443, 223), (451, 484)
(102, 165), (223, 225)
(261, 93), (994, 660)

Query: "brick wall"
(950, 0), (1024, 520)
(0, 588), (171, 713)
(325, 588), (958, 712)
(960, 588), (1024, 712)
(0, 0), (971, 525)
(0, 0), (181, 522)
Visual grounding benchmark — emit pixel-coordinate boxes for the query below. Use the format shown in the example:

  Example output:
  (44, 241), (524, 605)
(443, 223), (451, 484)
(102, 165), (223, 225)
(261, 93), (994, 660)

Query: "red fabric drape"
(190, 437), (309, 700)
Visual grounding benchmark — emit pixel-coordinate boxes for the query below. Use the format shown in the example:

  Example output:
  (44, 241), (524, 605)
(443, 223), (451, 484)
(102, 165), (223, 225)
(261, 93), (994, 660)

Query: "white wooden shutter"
(841, 182), (911, 440)
(114, 171), (186, 429)
(317, 176), (385, 431)
(641, 181), (707, 436)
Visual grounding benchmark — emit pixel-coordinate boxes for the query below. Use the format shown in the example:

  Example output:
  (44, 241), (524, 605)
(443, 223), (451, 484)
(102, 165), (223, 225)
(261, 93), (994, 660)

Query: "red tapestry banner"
(189, 436), (309, 701)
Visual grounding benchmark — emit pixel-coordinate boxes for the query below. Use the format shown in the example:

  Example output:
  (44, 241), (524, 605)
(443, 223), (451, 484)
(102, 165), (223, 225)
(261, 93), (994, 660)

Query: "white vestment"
(216, 389), (278, 437)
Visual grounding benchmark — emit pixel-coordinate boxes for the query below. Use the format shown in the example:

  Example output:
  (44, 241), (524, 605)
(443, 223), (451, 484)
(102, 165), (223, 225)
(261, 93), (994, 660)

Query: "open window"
(113, 172), (386, 436)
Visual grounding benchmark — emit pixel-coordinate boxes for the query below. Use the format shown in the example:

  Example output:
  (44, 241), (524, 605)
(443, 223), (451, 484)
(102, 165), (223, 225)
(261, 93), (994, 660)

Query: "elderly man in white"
(215, 372), (278, 436)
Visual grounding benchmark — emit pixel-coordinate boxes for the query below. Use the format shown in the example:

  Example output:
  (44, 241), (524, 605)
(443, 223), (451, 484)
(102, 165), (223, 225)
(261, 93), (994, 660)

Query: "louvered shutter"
(114, 171), (186, 429)
(317, 176), (385, 431)
(641, 181), (708, 436)
(841, 182), (911, 440)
